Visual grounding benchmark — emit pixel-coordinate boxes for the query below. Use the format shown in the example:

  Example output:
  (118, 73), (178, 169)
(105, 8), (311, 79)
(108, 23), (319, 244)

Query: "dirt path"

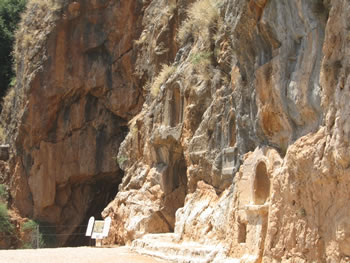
(0, 246), (170, 263)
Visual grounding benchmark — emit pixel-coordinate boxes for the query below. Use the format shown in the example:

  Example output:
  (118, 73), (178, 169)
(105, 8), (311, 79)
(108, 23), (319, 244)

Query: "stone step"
(131, 233), (244, 263)
(140, 233), (180, 243)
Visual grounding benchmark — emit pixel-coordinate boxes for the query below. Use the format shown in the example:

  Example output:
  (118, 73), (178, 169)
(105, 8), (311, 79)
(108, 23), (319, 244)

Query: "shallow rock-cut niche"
(165, 83), (185, 128)
(228, 111), (236, 147)
(237, 221), (247, 244)
(253, 161), (270, 205)
(154, 145), (188, 231)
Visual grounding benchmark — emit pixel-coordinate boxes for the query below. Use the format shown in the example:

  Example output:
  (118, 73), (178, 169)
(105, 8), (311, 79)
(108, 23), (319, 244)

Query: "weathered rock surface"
(1, 0), (147, 245)
(2, 0), (350, 261)
(106, 0), (350, 262)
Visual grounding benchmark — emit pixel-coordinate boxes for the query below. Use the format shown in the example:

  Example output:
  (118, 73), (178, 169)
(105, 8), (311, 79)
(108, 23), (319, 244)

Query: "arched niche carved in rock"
(253, 161), (270, 205)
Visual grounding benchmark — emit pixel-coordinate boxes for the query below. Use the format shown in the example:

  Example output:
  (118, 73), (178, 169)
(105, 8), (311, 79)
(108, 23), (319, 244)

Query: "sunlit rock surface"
(2, 0), (350, 261)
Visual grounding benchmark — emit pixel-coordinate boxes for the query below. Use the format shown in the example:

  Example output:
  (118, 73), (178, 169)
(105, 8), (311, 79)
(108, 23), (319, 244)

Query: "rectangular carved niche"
(238, 222), (247, 244)
(168, 85), (183, 127)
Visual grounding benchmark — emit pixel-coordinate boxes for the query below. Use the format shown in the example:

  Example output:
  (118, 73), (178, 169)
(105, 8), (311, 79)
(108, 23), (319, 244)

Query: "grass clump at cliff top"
(14, 0), (61, 58)
(177, 0), (220, 44)
(14, 0), (63, 81)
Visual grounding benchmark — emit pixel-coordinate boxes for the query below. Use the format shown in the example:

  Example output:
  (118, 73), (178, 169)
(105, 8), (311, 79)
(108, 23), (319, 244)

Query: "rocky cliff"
(1, 0), (350, 261)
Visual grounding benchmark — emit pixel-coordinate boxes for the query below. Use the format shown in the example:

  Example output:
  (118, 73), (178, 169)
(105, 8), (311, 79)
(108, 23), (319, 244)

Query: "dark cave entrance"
(55, 95), (131, 247)
(64, 174), (122, 247)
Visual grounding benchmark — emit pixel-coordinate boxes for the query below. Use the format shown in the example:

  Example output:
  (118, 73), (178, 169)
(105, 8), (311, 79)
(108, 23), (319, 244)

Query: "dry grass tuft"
(150, 64), (176, 97)
(177, 0), (220, 44)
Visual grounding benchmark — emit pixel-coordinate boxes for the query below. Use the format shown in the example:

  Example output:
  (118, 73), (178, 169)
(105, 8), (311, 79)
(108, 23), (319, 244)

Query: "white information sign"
(87, 216), (112, 241)
(85, 216), (95, 236)
(102, 217), (111, 237)
(91, 220), (105, 239)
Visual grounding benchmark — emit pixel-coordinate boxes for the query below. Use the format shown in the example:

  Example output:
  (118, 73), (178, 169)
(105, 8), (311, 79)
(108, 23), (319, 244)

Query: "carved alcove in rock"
(149, 81), (188, 231)
(151, 136), (188, 232)
(253, 161), (270, 205)
(244, 159), (270, 259)
(228, 111), (236, 147)
(218, 110), (239, 190)
(164, 82), (185, 128)
(231, 148), (281, 261)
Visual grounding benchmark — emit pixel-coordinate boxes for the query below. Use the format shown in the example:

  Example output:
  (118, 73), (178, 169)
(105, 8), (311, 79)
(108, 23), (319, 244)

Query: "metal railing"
(1, 224), (90, 249)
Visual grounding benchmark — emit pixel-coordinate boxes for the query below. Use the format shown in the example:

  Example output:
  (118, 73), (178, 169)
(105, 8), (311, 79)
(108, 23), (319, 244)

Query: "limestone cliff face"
(103, 0), (350, 262)
(2, 0), (350, 261)
(2, 0), (148, 245)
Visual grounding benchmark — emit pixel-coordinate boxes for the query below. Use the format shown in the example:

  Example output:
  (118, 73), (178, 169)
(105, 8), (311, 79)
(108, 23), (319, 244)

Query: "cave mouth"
(64, 173), (122, 247)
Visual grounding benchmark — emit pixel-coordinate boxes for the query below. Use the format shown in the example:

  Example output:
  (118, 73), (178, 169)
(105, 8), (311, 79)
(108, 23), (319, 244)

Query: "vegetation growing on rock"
(0, 203), (13, 234)
(0, 0), (26, 102)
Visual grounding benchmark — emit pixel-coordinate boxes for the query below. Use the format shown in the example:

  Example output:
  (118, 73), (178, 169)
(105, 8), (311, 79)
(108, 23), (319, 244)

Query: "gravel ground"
(0, 246), (169, 263)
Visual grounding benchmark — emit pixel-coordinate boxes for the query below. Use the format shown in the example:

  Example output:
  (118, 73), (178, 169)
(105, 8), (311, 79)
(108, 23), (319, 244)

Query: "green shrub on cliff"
(21, 220), (43, 248)
(0, 184), (8, 201)
(21, 220), (56, 248)
(0, 203), (13, 233)
(190, 51), (212, 66)
(21, 219), (38, 232)
(0, 0), (27, 100)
